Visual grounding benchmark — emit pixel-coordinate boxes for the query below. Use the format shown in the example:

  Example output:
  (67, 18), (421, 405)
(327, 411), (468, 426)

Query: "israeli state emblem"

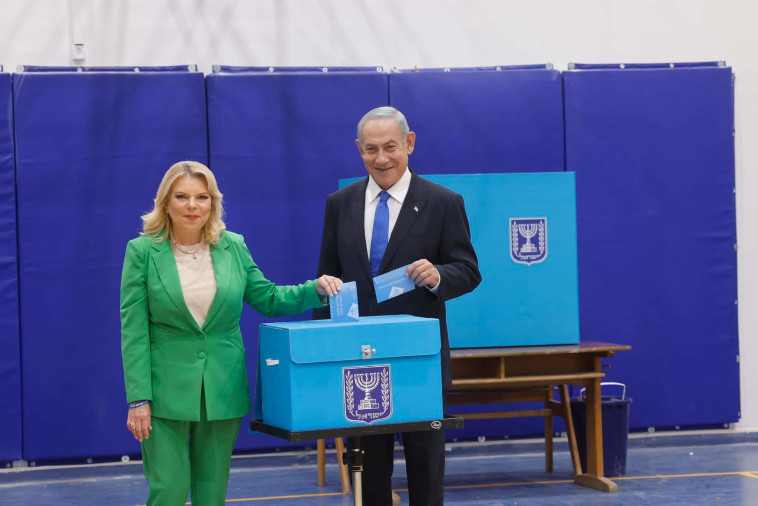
(510, 217), (548, 265)
(343, 365), (392, 424)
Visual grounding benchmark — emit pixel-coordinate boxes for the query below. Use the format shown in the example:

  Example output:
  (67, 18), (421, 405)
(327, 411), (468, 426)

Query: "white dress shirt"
(364, 168), (412, 255)
(364, 168), (440, 292)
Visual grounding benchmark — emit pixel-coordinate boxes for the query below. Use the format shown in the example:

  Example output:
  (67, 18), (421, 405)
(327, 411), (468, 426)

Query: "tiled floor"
(1, 432), (757, 505)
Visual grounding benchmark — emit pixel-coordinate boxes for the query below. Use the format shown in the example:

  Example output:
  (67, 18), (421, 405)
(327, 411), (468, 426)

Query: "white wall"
(2, 0), (755, 428)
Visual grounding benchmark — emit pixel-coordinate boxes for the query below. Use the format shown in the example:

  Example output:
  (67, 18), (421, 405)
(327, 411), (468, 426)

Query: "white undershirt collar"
(366, 168), (411, 205)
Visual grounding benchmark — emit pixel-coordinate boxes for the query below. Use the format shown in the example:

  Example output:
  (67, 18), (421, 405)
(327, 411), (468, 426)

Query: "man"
(316, 106), (481, 505)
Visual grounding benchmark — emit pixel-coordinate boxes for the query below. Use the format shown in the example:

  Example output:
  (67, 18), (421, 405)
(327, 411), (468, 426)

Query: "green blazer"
(120, 230), (323, 421)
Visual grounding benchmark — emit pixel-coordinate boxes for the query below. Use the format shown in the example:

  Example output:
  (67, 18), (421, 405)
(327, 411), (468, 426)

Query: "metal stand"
(346, 436), (364, 506)
(250, 415), (464, 506)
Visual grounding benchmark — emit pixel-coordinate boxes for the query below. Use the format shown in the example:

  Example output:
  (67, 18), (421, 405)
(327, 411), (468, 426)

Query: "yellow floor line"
(436, 478), (575, 491)
(612, 471), (758, 480)
(225, 491), (347, 502)
(169, 491), (349, 505)
(159, 470), (758, 504)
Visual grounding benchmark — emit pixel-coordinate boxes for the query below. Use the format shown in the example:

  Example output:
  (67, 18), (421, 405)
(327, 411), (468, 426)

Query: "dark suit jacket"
(316, 171), (481, 387)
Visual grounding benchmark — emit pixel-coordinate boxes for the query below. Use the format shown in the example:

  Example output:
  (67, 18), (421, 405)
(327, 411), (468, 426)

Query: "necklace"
(173, 240), (203, 259)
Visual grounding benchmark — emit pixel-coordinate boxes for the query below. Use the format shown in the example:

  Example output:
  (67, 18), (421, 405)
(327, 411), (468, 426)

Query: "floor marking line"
(148, 491), (351, 505)
(131, 470), (758, 504)
(444, 479), (574, 490)
(0, 475), (142, 488)
(225, 491), (347, 502)
(218, 479), (575, 502)
(612, 471), (758, 480)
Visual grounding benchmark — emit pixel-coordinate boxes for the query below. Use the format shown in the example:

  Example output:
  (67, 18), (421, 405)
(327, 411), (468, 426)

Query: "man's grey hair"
(356, 106), (410, 146)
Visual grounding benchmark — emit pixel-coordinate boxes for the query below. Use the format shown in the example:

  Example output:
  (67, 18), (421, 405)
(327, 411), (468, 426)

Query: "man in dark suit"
(316, 106), (481, 505)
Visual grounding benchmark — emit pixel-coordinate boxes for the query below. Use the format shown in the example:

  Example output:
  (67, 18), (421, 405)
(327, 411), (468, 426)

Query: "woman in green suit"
(121, 161), (341, 505)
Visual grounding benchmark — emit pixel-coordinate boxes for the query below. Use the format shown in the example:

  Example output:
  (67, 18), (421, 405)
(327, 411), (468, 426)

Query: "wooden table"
(447, 341), (631, 492)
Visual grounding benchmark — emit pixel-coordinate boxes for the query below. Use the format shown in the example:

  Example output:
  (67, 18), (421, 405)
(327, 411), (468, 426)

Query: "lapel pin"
(414, 206), (419, 213)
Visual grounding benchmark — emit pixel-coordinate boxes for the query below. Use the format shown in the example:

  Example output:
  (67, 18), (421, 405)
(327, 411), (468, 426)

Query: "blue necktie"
(370, 191), (390, 276)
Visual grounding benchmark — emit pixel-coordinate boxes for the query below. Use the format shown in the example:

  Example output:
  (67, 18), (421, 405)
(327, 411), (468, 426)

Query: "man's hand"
(407, 259), (440, 289)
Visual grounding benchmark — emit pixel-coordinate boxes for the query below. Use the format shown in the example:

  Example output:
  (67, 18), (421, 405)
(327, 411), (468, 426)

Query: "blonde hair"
(141, 161), (226, 244)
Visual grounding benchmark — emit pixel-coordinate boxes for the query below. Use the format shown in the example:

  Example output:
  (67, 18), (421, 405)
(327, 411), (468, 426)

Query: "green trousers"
(141, 390), (242, 506)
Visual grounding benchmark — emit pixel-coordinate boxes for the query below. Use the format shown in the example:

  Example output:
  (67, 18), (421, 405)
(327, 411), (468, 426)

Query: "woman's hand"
(316, 275), (343, 297)
(126, 402), (152, 442)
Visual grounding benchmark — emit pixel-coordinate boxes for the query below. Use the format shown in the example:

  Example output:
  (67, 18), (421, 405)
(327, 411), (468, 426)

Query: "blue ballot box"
(257, 315), (443, 431)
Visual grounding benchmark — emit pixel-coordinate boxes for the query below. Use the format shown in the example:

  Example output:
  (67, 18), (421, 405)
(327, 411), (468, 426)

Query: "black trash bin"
(570, 382), (632, 477)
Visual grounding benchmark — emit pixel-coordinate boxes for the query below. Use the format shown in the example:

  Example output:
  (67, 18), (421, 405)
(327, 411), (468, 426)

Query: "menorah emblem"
(510, 217), (548, 265)
(343, 365), (393, 424)
(518, 223), (538, 253)
(355, 372), (380, 410)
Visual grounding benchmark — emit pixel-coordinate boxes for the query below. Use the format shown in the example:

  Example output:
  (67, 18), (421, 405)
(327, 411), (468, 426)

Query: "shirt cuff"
(427, 268), (441, 294)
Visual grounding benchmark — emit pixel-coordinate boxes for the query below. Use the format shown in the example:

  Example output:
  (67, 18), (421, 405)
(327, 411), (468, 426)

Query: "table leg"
(559, 384), (581, 477)
(574, 373), (617, 492)
(335, 437), (351, 494)
(317, 438), (326, 486)
(544, 390), (553, 473)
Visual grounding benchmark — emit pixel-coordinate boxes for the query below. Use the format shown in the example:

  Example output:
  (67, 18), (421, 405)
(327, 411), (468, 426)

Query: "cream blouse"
(172, 242), (217, 327)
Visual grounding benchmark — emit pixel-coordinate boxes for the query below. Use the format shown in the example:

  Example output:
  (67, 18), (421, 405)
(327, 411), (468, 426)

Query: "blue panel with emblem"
(257, 315), (443, 431)
(429, 173), (578, 348)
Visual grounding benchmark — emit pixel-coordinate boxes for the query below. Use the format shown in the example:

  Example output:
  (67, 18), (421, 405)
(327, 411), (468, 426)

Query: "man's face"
(356, 118), (415, 190)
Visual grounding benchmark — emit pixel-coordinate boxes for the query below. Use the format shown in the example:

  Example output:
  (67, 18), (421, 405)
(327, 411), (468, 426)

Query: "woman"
(121, 161), (341, 505)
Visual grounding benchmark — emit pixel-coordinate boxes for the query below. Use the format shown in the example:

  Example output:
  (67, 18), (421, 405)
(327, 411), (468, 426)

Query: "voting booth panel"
(207, 67), (389, 449)
(388, 67), (564, 174)
(257, 316), (442, 431)
(0, 72), (22, 464)
(15, 68), (208, 461)
(565, 63), (738, 429)
(425, 173), (579, 349)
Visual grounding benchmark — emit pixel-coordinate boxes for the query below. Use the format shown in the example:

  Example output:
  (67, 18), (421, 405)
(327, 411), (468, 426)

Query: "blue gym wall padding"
(0, 72), (22, 463)
(6, 62), (742, 461)
(14, 68), (207, 461)
(207, 67), (389, 450)
(564, 64), (739, 429)
(388, 67), (565, 174)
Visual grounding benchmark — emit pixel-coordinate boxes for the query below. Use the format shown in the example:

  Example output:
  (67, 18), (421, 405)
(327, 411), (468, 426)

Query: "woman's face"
(166, 175), (212, 242)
